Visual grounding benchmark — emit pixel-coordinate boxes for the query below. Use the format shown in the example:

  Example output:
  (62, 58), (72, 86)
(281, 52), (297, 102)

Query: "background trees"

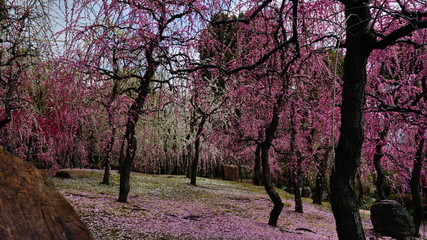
(0, 0), (426, 239)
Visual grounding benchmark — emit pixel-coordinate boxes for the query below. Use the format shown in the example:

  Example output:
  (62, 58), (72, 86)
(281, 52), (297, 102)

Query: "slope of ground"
(49, 169), (425, 240)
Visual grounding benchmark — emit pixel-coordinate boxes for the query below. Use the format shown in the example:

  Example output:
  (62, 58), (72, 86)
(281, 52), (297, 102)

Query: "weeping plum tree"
(325, 1), (427, 239)
(366, 42), (427, 236)
(1, 0), (426, 238)
(411, 128), (426, 236)
(197, 0), (321, 225)
(187, 74), (228, 186)
(0, 0), (50, 130)
(67, 0), (236, 202)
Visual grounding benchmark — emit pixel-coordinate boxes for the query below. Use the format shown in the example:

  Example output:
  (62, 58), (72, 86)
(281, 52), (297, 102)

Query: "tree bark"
(261, 142), (284, 226)
(103, 80), (120, 184)
(330, 1), (373, 239)
(118, 110), (139, 202)
(410, 133), (425, 237)
(253, 144), (263, 186)
(0, 110), (11, 129)
(118, 49), (153, 202)
(190, 115), (207, 186)
(261, 105), (284, 227)
(102, 121), (116, 185)
(313, 148), (329, 205)
(292, 170), (303, 213)
(373, 126), (388, 201)
(289, 105), (303, 213)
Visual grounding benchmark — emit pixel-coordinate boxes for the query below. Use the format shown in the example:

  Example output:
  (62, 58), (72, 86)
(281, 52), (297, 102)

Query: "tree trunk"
(289, 105), (302, 212)
(117, 47), (155, 202)
(72, 130), (82, 168)
(118, 110), (138, 202)
(253, 144), (263, 186)
(410, 133), (425, 237)
(0, 96), (12, 130)
(313, 171), (323, 205)
(373, 149), (386, 201)
(261, 142), (284, 226)
(261, 105), (284, 227)
(190, 115), (207, 186)
(330, 2), (373, 239)
(373, 126), (388, 201)
(313, 148), (329, 205)
(292, 170), (303, 213)
(102, 111), (116, 185)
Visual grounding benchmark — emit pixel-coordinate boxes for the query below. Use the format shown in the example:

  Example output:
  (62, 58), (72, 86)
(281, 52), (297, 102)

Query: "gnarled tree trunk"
(410, 132), (425, 237)
(261, 105), (284, 226)
(313, 147), (329, 205)
(253, 144), (263, 186)
(190, 115), (207, 186)
(118, 109), (139, 202)
(373, 125), (388, 201)
(292, 170), (303, 213)
(330, 1), (373, 239)
(118, 50), (153, 202)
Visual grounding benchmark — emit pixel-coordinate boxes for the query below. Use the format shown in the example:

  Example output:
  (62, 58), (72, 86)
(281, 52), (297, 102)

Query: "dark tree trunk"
(102, 159), (110, 185)
(185, 108), (197, 178)
(184, 132), (192, 178)
(0, 97), (12, 130)
(118, 49), (153, 202)
(253, 144), (263, 186)
(410, 133), (425, 237)
(313, 171), (323, 205)
(102, 120), (116, 185)
(118, 110), (139, 202)
(190, 115), (207, 186)
(289, 105), (303, 213)
(373, 126), (388, 201)
(292, 170), (303, 213)
(261, 142), (284, 226)
(313, 148), (329, 205)
(261, 105), (284, 227)
(330, 1), (373, 239)
(72, 130), (82, 168)
(103, 80), (120, 184)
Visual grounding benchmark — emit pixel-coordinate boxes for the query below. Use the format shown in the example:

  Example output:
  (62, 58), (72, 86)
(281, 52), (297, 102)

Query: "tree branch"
(373, 20), (427, 49)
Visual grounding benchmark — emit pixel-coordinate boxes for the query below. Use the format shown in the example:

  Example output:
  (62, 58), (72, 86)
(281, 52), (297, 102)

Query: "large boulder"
(371, 200), (415, 240)
(220, 164), (240, 182)
(0, 146), (94, 240)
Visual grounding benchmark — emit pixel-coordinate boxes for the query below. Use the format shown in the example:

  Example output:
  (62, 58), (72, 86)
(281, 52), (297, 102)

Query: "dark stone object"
(220, 164), (240, 182)
(371, 200), (415, 240)
(55, 170), (72, 179)
(0, 146), (94, 240)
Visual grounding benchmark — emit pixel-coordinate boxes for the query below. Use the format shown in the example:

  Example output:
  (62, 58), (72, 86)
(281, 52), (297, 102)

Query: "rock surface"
(220, 164), (240, 182)
(0, 146), (94, 240)
(371, 199), (415, 240)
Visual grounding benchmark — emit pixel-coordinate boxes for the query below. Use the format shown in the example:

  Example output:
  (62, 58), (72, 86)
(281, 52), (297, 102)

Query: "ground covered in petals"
(49, 170), (425, 240)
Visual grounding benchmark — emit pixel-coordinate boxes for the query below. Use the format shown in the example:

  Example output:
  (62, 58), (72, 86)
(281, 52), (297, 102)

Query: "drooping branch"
(373, 20), (427, 49)
(366, 93), (427, 118)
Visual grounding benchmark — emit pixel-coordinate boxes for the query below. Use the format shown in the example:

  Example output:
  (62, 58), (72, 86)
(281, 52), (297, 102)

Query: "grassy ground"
(48, 169), (424, 240)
